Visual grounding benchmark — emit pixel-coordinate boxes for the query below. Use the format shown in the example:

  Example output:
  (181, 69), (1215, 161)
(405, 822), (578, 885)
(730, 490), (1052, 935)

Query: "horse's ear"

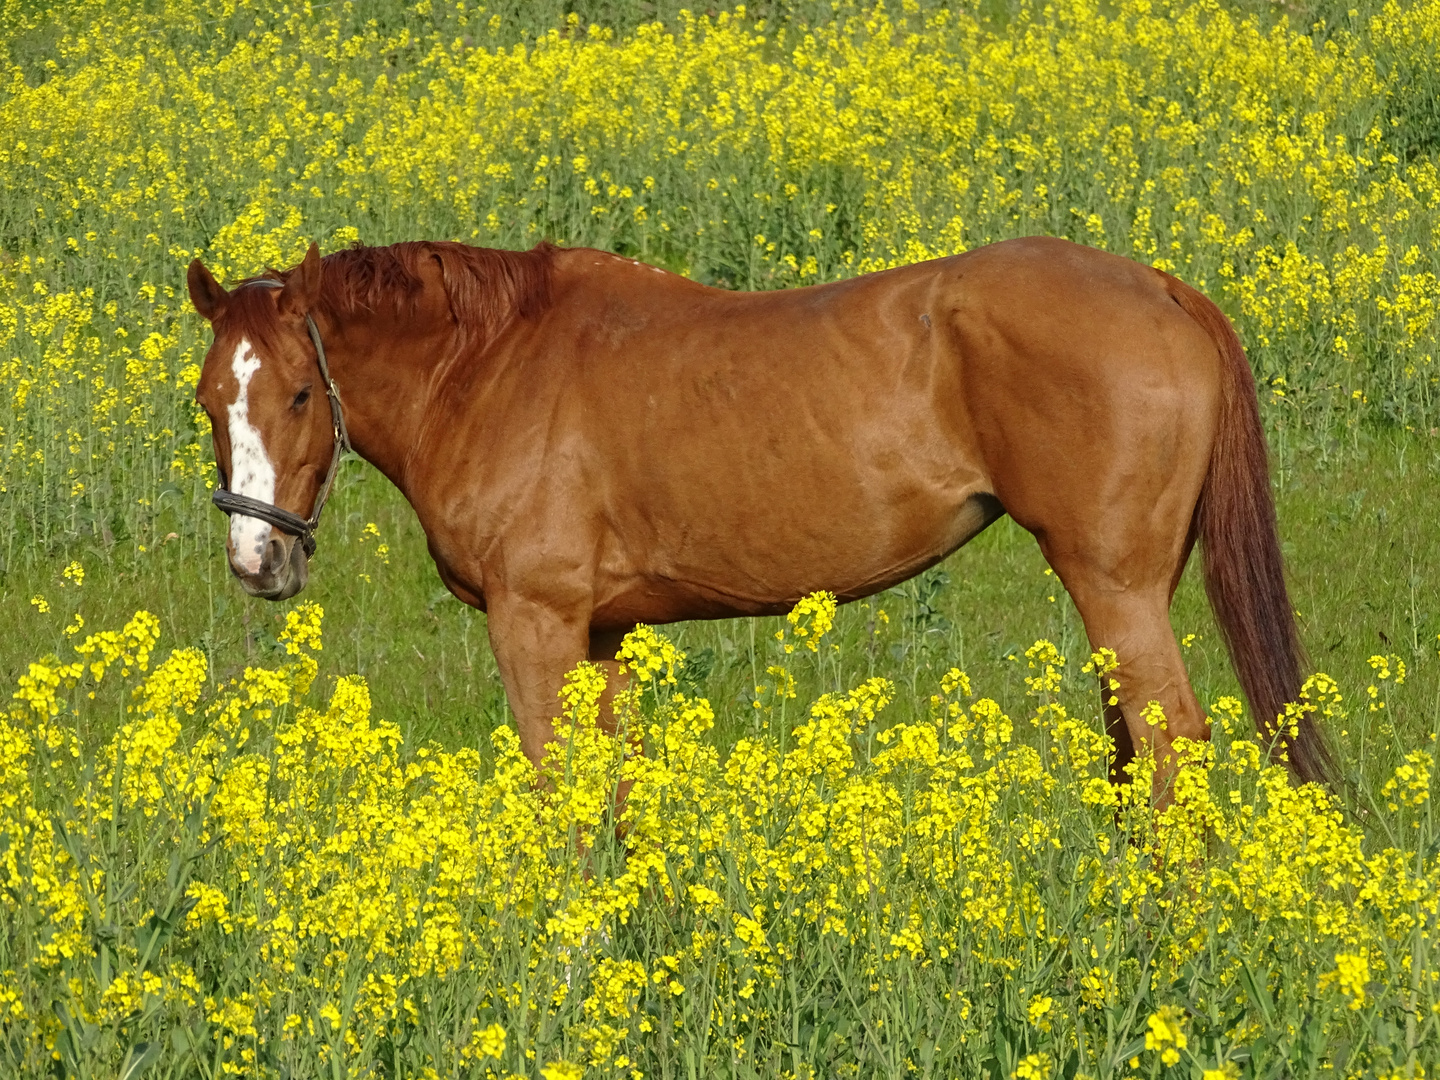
(187, 259), (228, 322)
(279, 242), (322, 317)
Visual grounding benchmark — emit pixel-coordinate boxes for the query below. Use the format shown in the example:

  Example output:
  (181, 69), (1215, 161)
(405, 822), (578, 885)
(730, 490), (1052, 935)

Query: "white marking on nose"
(225, 338), (277, 574)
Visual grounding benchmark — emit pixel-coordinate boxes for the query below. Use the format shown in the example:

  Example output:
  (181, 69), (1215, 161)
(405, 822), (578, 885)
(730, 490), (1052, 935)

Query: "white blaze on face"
(225, 338), (277, 574)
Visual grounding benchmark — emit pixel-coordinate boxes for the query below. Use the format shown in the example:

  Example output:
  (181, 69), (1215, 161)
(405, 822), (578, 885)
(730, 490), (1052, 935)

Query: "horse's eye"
(292, 387), (312, 409)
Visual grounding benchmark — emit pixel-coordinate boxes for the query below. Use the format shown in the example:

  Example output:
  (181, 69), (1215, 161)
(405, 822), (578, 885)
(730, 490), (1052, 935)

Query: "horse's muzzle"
(233, 533), (309, 601)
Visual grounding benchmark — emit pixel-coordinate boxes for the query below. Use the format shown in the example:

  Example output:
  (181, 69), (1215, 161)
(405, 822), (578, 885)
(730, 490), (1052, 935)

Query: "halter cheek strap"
(211, 278), (351, 558)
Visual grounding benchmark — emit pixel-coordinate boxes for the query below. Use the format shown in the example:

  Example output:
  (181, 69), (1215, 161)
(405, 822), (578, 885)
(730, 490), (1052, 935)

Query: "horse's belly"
(591, 489), (1002, 625)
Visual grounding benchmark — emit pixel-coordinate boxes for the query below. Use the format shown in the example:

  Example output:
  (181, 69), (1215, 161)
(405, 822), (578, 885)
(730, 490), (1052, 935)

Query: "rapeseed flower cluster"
(3, 0), (1440, 551)
(0, 597), (1435, 1076)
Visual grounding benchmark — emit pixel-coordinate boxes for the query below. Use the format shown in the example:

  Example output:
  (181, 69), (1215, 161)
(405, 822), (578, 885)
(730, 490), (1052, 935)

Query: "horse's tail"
(1165, 275), (1336, 789)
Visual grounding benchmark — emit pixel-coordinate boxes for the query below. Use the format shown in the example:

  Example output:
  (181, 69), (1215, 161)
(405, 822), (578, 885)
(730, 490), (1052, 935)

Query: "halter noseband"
(211, 278), (350, 558)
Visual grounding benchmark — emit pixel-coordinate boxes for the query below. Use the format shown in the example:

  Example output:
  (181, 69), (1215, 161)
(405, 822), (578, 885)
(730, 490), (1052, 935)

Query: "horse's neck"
(325, 310), (453, 493)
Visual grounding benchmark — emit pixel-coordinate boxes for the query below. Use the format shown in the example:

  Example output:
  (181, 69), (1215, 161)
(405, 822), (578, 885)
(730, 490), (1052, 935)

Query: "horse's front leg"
(484, 591), (595, 766)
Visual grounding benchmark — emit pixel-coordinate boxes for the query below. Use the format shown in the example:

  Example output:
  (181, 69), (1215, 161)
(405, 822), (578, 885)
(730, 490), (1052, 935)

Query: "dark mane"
(228, 240), (556, 356)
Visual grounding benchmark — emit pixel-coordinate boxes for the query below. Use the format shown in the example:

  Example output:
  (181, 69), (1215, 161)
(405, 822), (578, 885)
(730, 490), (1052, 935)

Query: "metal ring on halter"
(210, 277), (351, 558)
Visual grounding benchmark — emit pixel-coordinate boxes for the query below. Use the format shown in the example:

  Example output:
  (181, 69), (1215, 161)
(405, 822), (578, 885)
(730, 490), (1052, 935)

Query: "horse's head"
(188, 243), (337, 601)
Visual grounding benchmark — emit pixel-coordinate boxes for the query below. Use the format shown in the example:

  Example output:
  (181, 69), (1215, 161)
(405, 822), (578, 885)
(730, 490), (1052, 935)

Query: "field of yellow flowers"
(2, 0), (1440, 1074)
(3, 598), (1438, 1078)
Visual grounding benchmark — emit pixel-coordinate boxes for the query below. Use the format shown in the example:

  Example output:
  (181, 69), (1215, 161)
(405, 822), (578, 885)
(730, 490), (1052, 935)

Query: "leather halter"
(211, 278), (350, 558)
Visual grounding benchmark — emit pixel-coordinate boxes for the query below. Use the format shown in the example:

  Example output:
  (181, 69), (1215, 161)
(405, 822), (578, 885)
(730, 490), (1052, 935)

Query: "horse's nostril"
(261, 536), (286, 576)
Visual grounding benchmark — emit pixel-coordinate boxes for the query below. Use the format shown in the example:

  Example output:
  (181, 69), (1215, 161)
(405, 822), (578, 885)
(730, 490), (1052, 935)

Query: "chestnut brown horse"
(187, 236), (1332, 790)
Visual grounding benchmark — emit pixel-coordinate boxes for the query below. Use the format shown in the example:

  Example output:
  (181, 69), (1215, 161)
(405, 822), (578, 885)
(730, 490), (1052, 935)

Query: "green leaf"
(1238, 959), (1276, 1027)
(119, 1041), (164, 1080)
(1117, 1035), (1149, 1063)
(170, 1019), (211, 1058)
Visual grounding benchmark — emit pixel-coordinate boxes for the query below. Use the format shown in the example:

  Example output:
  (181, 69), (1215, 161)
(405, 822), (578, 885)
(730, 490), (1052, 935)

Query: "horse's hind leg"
(1093, 531), (1199, 782)
(1042, 552), (1208, 800)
